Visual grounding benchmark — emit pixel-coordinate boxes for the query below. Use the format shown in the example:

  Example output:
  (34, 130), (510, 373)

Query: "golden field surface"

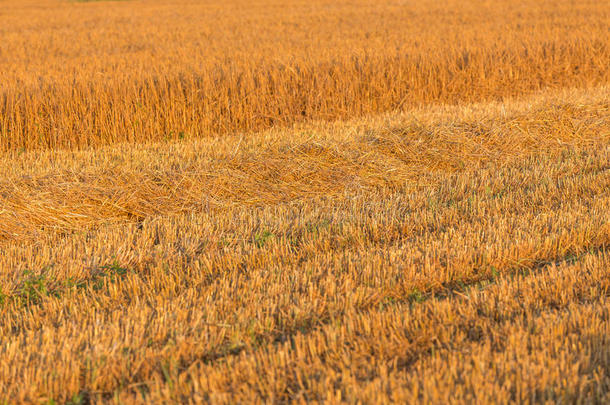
(1, 0), (609, 150)
(0, 0), (609, 403)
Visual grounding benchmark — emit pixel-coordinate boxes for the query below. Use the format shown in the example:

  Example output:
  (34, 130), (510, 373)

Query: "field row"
(0, 0), (608, 149)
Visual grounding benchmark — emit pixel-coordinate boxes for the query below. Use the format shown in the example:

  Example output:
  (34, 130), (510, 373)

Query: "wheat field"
(1, 0), (609, 403)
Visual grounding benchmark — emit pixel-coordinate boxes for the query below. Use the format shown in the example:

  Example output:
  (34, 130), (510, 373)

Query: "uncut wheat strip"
(0, 0), (608, 149)
(2, 85), (607, 173)
(0, 152), (607, 401)
(2, 85), (606, 180)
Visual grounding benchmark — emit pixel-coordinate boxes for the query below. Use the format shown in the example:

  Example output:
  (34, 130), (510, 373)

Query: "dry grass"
(1, 85), (608, 402)
(0, 0), (608, 149)
(1, 85), (608, 242)
(0, 0), (609, 403)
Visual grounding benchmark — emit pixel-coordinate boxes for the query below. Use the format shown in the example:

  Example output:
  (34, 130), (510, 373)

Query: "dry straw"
(0, 0), (609, 402)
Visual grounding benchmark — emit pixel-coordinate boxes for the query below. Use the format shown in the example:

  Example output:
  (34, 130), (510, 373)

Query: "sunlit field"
(0, 0), (608, 403)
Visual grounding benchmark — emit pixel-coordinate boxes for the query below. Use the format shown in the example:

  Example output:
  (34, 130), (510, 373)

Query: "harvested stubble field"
(0, 0), (609, 403)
